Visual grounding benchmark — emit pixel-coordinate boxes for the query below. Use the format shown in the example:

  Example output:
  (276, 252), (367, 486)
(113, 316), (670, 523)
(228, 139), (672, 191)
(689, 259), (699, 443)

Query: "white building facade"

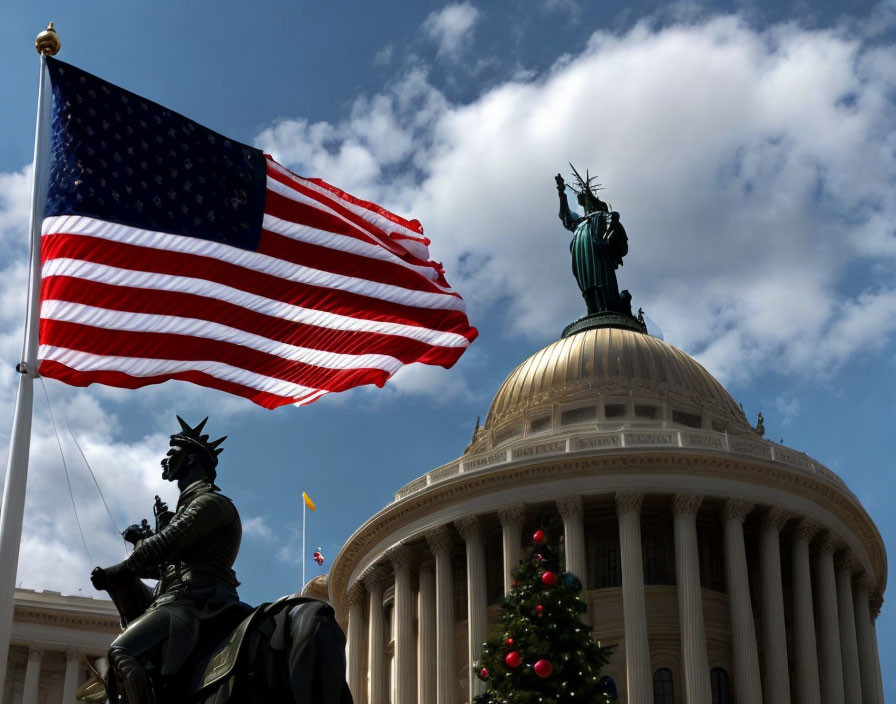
(3, 589), (118, 704)
(329, 326), (887, 704)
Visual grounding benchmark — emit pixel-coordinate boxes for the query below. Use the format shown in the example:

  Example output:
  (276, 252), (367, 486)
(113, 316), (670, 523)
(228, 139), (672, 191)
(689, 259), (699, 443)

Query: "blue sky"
(1, 0), (895, 696)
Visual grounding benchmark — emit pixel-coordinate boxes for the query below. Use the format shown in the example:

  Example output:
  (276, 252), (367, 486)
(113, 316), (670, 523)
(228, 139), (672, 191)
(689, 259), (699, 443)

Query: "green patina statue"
(555, 166), (631, 317)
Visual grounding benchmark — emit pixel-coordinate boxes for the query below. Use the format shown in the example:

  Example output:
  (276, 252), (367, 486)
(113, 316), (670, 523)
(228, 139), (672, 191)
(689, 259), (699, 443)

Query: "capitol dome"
(476, 326), (751, 456)
(329, 321), (887, 704)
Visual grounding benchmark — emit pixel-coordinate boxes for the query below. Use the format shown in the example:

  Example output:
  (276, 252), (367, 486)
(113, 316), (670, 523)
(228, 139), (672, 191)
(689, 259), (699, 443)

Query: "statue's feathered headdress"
(566, 163), (608, 211)
(170, 415), (226, 469)
(567, 163), (602, 196)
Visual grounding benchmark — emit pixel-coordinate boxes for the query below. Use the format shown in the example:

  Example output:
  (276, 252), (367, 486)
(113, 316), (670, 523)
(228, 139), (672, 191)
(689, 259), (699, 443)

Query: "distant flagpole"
(0, 24), (60, 703)
(301, 491), (315, 588)
(302, 496), (306, 588)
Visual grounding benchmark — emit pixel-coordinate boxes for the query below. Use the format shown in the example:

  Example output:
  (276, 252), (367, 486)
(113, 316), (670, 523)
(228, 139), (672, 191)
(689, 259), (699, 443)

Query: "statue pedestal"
(562, 311), (646, 338)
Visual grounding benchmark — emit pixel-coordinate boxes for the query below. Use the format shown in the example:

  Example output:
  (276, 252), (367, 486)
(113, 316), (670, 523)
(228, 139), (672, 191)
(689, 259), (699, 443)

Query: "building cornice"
(12, 606), (120, 635)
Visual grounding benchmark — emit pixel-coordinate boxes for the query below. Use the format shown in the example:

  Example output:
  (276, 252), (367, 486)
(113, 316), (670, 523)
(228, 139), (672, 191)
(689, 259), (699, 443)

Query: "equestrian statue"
(82, 416), (352, 704)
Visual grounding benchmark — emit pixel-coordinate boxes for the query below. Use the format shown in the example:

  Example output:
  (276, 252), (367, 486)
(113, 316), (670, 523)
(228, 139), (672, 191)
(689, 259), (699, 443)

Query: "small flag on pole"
(313, 547), (324, 566)
(37, 58), (477, 409)
(302, 491), (316, 511)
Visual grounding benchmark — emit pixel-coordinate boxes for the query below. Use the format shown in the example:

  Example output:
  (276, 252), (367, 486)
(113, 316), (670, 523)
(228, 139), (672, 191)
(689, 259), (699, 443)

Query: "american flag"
(38, 58), (477, 409)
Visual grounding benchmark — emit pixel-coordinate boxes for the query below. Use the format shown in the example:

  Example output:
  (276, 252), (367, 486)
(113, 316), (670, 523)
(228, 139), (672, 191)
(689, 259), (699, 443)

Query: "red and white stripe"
(38, 157), (478, 409)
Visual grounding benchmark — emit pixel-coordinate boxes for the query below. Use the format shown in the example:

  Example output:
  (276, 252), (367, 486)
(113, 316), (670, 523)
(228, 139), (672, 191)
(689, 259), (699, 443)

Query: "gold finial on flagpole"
(35, 22), (61, 56)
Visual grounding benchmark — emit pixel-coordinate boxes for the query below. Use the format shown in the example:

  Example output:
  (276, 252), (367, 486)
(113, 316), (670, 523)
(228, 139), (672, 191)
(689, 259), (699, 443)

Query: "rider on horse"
(91, 417), (249, 704)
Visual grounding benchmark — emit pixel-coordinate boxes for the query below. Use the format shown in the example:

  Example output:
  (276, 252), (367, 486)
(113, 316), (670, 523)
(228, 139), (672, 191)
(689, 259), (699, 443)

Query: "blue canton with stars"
(44, 58), (267, 252)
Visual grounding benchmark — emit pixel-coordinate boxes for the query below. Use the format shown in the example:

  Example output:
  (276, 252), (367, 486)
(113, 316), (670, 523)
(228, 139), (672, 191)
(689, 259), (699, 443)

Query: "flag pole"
(302, 497), (306, 589)
(0, 24), (59, 703)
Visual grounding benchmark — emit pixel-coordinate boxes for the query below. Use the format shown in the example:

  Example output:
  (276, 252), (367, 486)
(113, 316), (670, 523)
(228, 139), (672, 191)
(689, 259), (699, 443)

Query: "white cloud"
(374, 44), (394, 67)
(0, 166), (31, 247)
(542, 0), (580, 20)
(423, 3), (481, 60)
(242, 516), (274, 541)
(259, 13), (896, 390)
(774, 395), (802, 426)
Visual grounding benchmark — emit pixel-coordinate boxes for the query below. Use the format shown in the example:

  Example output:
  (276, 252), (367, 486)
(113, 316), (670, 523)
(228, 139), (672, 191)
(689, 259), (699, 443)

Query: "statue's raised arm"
(555, 173), (578, 232)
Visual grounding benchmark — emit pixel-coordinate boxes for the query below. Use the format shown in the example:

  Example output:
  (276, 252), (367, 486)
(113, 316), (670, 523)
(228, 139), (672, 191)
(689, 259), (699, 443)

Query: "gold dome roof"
(485, 327), (750, 433)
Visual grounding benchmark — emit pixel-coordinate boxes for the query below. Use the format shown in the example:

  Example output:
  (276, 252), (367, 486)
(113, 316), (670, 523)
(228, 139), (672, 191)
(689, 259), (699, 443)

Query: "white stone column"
(834, 553), (862, 703)
(814, 533), (844, 704)
(615, 492), (651, 704)
(498, 504), (526, 593)
(389, 544), (417, 704)
(721, 500), (762, 704)
(22, 646), (43, 704)
(417, 562), (436, 704)
(62, 649), (82, 704)
(853, 575), (884, 704)
(346, 583), (367, 704)
(869, 592), (885, 704)
(558, 496), (586, 583)
(456, 516), (487, 702)
(672, 493), (711, 704)
(426, 527), (458, 704)
(792, 519), (822, 704)
(759, 508), (791, 704)
(364, 568), (388, 704)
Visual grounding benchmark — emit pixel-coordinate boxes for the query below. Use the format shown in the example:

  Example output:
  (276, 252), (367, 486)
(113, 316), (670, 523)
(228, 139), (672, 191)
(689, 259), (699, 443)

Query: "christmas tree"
(474, 528), (614, 704)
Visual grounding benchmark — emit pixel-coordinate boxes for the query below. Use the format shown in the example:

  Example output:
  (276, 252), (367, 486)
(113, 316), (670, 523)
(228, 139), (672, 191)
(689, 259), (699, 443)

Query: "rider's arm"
(126, 494), (236, 575)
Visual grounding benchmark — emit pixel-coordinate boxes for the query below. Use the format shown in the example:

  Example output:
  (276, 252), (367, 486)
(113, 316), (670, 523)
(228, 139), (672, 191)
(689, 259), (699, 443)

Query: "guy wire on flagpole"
(0, 24), (60, 704)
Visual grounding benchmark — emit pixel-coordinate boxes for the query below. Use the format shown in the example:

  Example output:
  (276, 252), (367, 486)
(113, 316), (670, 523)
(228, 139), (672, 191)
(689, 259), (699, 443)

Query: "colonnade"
(344, 494), (886, 704)
(4, 645), (87, 704)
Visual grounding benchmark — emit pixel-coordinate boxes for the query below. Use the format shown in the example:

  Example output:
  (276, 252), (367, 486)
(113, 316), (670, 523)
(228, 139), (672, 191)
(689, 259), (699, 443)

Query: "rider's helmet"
(162, 415), (226, 483)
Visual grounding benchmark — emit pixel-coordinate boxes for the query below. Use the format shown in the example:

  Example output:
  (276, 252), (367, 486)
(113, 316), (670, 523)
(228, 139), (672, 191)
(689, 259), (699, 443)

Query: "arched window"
(711, 667), (731, 704)
(653, 668), (674, 704)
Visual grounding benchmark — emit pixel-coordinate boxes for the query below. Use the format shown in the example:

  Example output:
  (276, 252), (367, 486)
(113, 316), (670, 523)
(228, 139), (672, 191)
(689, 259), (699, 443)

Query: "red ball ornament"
(533, 659), (553, 678)
(541, 570), (558, 586)
(512, 580), (519, 587)
(532, 529), (546, 544)
(505, 637), (514, 646)
(478, 667), (489, 680)
(504, 651), (522, 668)
(535, 604), (544, 616)
(535, 553), (545, 562)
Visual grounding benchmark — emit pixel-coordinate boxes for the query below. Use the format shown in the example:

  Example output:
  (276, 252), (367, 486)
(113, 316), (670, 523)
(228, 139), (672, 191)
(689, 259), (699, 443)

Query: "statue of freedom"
(555, 166), (630, 317)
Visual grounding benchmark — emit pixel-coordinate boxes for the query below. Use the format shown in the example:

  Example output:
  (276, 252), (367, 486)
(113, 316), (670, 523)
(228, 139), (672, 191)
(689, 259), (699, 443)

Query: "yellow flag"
(302, 491), (316, 511)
